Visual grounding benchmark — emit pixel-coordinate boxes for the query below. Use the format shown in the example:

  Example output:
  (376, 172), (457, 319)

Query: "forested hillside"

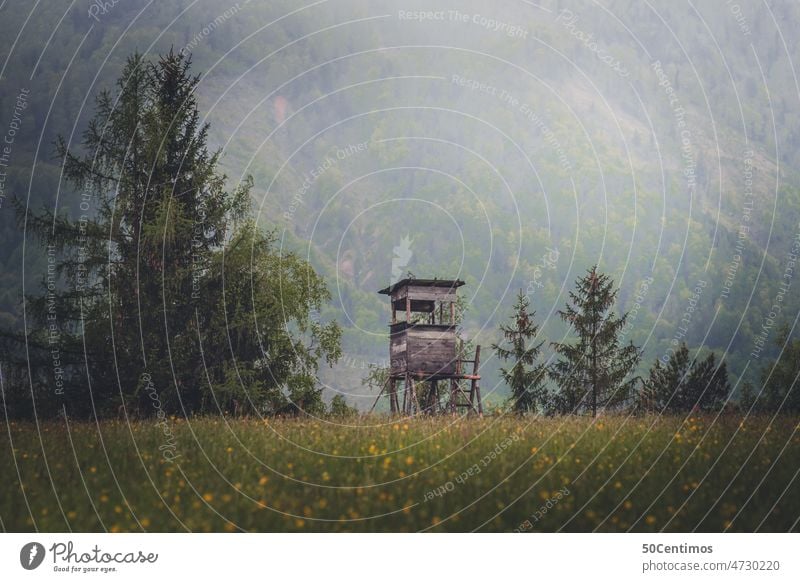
(2, 0), (800, 408)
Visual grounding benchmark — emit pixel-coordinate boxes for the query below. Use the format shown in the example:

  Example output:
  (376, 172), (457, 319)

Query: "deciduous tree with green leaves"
(4, 50), (340, 418)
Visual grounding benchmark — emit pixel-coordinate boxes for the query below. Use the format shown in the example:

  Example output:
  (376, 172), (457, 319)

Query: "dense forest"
(2, 0), (800, 412)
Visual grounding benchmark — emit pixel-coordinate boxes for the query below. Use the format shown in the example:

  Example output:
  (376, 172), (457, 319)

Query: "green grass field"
(2, 414), (798, 532)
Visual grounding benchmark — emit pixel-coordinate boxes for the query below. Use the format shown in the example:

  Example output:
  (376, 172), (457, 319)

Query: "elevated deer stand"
(372, 278), (482, 416)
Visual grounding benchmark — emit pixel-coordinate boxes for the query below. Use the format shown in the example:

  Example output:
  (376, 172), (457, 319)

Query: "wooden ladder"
(450, 345), (483, 415)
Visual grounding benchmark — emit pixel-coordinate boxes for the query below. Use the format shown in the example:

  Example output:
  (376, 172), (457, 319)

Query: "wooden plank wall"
(406, 326), (457, 375)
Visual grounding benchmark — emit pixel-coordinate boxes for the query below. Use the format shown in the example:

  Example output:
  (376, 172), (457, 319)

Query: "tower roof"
(378, 278), (465, 295)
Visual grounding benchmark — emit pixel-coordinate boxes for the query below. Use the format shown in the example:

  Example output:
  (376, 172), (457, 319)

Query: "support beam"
(409, 375), (420, 415)
(402, 373), (408, 414)
(370, 376), (391, 413)
(472, 345), (483, 415)
(390, 378), (399, 414)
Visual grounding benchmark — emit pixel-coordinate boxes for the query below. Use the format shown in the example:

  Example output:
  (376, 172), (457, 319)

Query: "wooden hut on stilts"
(372, 278), (482, 416)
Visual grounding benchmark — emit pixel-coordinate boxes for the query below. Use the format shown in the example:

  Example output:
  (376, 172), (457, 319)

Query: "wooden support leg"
(370, 376), (390, 414)
(469, 379), (478, 414)
(473, 345), (483, 416)
(407, 375), (414, 415)
(396, 381), (401, 414)
(391, 379), (399, 415)
(402, 374), (408, 415)
(409, 375), (420, 416)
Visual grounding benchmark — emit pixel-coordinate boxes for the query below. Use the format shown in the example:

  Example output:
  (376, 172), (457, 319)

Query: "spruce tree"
(642, 343), (730, 412)
(749, 326), (800, 413)
(550, 266), (640, 416)
(640, 344), (692, 412)
(687, 351), (730, 410)
(492, 290), (547, 414)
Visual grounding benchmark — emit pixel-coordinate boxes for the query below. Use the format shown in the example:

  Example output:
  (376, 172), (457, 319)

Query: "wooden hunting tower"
(374, 278), (482, 415)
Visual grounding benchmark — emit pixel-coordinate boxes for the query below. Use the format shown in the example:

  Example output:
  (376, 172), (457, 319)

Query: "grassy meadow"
(1, 414), (798, 532)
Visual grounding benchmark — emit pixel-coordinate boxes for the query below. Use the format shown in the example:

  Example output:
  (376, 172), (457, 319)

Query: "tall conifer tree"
(550, 266), (639, 416)
(5, 51), (340, 418)
(493, 290), (547, 414)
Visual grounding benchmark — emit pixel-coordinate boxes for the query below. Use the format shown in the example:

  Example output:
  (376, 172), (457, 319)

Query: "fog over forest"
(2, 0), (800, 410)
